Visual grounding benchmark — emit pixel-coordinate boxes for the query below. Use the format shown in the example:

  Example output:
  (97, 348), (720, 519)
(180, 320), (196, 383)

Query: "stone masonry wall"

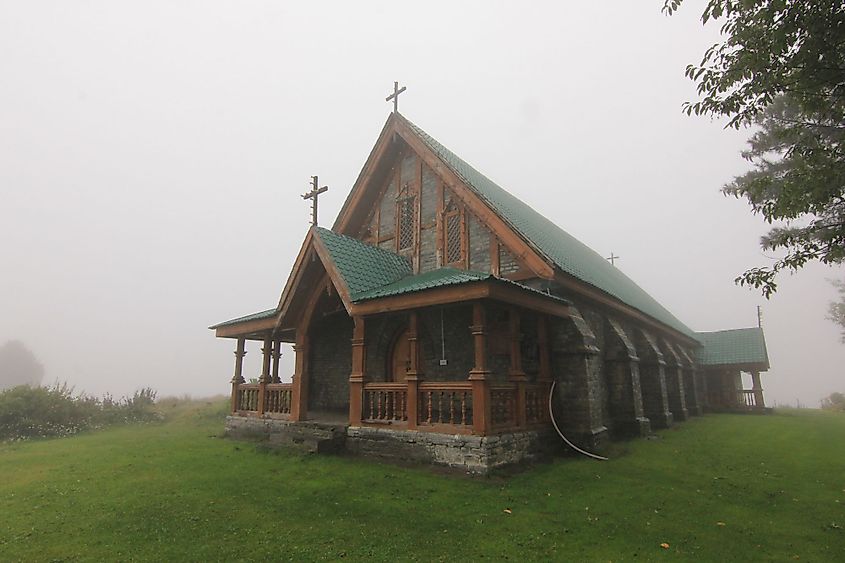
(346, 426), (557, 474)
(308, 312), (353, 413)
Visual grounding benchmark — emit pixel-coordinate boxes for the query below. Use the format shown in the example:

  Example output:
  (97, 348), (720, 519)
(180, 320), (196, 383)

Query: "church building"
(210, 109), (770, 473)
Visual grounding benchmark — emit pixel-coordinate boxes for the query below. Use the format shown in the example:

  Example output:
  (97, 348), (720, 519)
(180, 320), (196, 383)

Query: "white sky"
(1, 1), (841, 406)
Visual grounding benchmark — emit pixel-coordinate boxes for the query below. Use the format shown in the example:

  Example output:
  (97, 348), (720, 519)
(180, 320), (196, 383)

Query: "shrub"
(0, 383), (162, 441)
(821, 392), (845, 412)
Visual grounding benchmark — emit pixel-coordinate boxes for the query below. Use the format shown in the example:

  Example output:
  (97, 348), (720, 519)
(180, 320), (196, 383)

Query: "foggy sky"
(1, 1), (842, 406)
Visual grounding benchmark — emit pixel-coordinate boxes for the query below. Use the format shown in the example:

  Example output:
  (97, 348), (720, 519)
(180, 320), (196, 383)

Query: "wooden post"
(751, 370), (765, 409)
(508, 307), (527, 428)
(406, 312), (421, 430)
(468, 302), (491, 435)
(230, 337), (246, 413)
(257, 335), (272, 415)
(271, 341), (282, 384)
(348, 316), (366, 426)
(290, 333), (310, 421)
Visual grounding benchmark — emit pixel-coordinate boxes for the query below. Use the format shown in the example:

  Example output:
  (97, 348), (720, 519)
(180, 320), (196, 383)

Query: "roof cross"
(606, 252), (620, 266)
(386, 81), (407, 113)
(302, 175), (328, 227)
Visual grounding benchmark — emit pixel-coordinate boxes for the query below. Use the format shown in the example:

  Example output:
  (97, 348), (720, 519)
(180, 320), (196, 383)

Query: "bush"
(821, 392), (845, 412)
(0, 383), (162, 441)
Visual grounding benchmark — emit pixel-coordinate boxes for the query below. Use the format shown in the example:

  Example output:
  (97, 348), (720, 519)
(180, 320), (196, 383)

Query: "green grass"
(1, 402), (843, 562)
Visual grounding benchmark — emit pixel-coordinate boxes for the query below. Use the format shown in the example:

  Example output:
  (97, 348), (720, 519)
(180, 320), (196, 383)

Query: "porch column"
(271, 341), (282, 384)
(405, 312), (421, 430)
(468, 302), (491, 435)
(751, 370), (765, 409)
(257, 335), (272, 415)
(230, 337), (246, 413)
(290, 333), (310, 421)
(508, 307), (527, 427)
(348, 316), (366, 426)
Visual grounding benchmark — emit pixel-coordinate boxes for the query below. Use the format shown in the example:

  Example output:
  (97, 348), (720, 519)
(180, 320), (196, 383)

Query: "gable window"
(397, 195), (416, 251)
(443, 199), (464, 266)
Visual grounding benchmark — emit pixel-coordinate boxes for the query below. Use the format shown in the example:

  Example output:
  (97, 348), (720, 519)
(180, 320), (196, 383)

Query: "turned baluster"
(426, 391), (432, 423)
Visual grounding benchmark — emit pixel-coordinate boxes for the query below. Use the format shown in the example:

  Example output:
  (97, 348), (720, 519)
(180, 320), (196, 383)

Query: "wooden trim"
(216, 317), (277, 338)
(348, 316), (365, 425)
(491, 238), (500, 276)
(435, 180), (444, 267)
(392, 118), (555, 280)
(310, 232), (354, 311)
(349, 279), (571, 318)
(273, 228), (315, 331)
(333, 115), (398, 234)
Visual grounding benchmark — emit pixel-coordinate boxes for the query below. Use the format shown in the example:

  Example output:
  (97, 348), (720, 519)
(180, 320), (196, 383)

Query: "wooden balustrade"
(362, 383), (408, 423)
(525, 382), (552, 424)
(236, 384), (260, 412)
(235, 376), (554, 435)
(739, 389), (758, 408)
(264, 384), (293, 415)
(418, 382), (473, 430)
(234, 383), (292, 417)
(489, 384), (518, 429)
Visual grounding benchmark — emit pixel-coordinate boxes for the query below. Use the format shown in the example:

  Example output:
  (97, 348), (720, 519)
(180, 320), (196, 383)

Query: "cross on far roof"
(302, 175), (328, 227)
(386, 81), (407, 113)
(606, 252), (620, 266)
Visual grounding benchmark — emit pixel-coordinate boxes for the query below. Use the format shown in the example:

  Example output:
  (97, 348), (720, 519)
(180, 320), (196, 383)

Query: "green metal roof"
(404, 117), (697, 340)
(353, 267), (490, 301)
(209, 308), (277, 329)
(696, 327), (769, 369)
(315, 227), (412, 299)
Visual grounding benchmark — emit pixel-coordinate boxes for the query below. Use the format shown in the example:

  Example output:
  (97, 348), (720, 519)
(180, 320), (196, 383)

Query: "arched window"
(443, 197), (465, 266)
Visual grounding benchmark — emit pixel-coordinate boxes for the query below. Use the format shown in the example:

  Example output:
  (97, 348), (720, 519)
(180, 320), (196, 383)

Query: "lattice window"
(446, 212), (462, 264)
(397, 196), (415, 251)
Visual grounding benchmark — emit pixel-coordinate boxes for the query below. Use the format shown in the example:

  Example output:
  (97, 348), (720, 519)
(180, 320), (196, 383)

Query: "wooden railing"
(525, 382), (552, 425)
(265, 384), (292, 415)
(236, 384), (260, 412)
(739, 389), (758, 409)
(357, 379), (553, 436)
(418, 382), (473, 429)
(489, 384), (518, 429)
(234, 383), (292, 417)
(362, 383), (408, 423)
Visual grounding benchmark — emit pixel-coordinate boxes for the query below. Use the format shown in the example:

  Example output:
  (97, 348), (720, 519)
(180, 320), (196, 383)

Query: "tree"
(664, 1), (845, 296)
(0, 340), (44, 390)
(821, 391), (845, 412)
(828, 278), (845, 342)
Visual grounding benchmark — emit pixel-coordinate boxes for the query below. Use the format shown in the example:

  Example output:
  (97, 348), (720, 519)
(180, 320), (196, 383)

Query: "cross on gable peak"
(302, 175), (329, 227)
(386, 81), (407, 113)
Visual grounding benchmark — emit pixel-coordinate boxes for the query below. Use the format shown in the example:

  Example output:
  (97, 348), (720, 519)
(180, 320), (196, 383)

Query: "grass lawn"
(1, 401), (843, 562)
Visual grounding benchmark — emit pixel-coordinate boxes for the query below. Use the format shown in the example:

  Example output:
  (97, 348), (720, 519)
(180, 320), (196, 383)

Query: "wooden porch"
(230, 378), (552, 436)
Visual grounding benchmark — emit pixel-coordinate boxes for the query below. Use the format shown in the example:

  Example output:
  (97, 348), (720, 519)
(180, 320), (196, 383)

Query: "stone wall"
(308, 312), (353, 413)
(468, 213), (491, 273)
(346, 426), (557, 474)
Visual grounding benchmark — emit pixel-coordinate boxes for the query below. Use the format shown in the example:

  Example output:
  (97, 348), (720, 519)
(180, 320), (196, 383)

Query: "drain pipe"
(548, 380), (608, 461)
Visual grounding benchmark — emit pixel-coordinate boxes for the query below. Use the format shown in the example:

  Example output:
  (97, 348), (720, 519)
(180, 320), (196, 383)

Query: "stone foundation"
(346, 426), (557, 474)
(225, 416), (348, 453)
(227, 415), (557, 474)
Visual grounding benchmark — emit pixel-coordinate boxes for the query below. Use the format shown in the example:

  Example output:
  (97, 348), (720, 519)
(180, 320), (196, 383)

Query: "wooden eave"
(700, 362), (769, 373)
(215, 316), (278, 339)
(349, 279), (570, 319)
(272, 228), (354, 333)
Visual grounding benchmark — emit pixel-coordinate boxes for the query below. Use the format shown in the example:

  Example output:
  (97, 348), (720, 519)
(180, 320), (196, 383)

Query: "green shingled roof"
(353, 267), (490, 301)
(209, 308), (277, 329)
(696, 327), (769, 369)
(315, 227), (412, 299)
(403, 117), (696, 340)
